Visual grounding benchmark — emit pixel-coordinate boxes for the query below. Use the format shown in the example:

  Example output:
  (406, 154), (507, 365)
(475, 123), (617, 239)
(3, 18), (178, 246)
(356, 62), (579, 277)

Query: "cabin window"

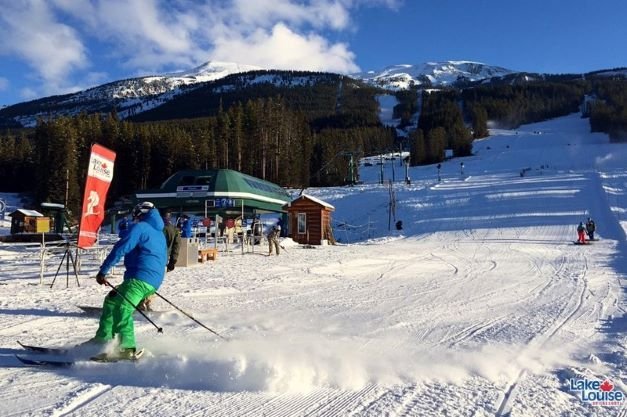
(297, 213), (306, 234)
(195, 176), (212, 185)
(179, 176), (195, 186)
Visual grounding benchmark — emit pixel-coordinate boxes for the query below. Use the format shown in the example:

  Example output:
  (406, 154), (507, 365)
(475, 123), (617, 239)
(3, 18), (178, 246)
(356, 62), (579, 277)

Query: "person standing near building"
(225, 217), (236, 243)
(218, 217), (226, 238)
(92, 201), (167, 360)
(178, 214), (193, 238)
(117, 215), (131, 238)
(234, 216), (243, 243)
(268, 225), (281, 256)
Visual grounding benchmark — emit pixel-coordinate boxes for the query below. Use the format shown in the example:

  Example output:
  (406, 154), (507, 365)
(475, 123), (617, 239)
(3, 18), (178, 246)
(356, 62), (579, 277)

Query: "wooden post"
(39, 233), (45, 285)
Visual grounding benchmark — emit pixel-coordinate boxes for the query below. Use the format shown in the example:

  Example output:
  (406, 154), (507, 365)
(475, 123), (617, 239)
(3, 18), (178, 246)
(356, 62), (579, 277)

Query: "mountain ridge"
(1, 60), (624, 128)
(351, 60), (516, 90)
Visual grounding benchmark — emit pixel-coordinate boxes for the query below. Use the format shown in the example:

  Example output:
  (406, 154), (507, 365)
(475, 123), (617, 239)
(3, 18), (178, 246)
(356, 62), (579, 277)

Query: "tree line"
(0, 96), (395, 218)
(587, 79), (627, 142)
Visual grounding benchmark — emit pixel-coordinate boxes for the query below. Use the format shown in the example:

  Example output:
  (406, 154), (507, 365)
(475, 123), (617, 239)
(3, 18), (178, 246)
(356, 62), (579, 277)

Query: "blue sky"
(0, 0), (625, 107)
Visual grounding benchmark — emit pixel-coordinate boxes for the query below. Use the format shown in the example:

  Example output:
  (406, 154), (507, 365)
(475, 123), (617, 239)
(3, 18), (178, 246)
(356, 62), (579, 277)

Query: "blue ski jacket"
(118, 217), (130, 238)
(99, 208), (167, 290)
(180, 218), (193, 238)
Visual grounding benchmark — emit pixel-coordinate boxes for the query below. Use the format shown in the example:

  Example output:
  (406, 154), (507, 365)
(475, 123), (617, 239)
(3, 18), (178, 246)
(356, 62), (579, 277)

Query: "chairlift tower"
(339, 151), (361, 186)
(310, 150), (362, 187)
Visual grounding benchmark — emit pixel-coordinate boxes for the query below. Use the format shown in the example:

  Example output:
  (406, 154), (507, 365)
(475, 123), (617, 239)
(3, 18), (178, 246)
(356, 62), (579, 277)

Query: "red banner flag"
(77, 144), (116, 248)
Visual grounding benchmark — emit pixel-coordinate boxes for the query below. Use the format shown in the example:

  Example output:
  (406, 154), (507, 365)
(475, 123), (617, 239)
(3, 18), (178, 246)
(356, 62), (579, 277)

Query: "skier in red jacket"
(576, 222), (586, 244)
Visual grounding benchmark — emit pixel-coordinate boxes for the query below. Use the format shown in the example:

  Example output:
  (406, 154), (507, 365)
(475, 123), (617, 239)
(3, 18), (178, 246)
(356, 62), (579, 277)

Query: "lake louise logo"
(569, 378), (624, 407)
(92, 158), (112, 177)
(88, 156), (114, 182)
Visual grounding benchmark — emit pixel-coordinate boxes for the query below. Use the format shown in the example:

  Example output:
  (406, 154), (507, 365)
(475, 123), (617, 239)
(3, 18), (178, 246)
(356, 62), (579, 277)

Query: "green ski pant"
(95, 278), (155, 349)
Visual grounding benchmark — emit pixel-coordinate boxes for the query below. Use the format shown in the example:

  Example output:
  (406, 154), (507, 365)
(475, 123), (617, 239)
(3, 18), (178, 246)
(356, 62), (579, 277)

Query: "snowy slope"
(0, 114), (625, 416)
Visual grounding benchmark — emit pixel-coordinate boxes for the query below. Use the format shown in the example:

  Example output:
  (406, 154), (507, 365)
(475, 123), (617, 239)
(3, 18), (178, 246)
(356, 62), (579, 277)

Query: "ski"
(16, 355), (75, 367)
(76, 305), (102, 315)
(16, 348), (145, 367)
(17, 340), (69, 354)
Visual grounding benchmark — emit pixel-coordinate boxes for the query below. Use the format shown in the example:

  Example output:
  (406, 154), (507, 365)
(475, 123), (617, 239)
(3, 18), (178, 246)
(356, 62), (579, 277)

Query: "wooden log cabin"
(283, 194), (335, 245)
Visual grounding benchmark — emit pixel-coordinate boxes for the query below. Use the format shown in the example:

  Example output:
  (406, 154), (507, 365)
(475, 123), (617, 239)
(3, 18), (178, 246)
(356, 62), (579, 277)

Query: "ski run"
(0, 113), (626, 416)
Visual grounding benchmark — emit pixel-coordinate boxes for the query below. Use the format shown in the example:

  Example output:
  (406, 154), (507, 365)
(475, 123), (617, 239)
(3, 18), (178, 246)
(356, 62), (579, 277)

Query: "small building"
(283, 194), (335, 245)
(10, 209), (49, 234)
(133, 169), (291, 218)
(581, 94), (601, 118)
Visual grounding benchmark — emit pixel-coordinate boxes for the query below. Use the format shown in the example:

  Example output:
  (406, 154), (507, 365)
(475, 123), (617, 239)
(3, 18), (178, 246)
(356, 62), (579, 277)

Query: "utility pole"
(391, 154), (395, 183)
(64, 169), (69, 209)
(379, 154), (384, 184)
(348, 154), (355, 185)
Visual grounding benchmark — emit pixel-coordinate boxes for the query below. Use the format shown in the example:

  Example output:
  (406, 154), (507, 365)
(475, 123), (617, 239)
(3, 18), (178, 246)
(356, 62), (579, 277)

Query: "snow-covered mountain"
(69, 61), (264, 102)
(351, 60), (516, 90)
(0, 61), (264, 127)
(2, 59), (619, 128)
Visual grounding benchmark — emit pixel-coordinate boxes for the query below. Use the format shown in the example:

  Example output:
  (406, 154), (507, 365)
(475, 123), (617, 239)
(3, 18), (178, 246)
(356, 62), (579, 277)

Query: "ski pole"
(104, 280), (163, 333)
(153, 291), (228, 341)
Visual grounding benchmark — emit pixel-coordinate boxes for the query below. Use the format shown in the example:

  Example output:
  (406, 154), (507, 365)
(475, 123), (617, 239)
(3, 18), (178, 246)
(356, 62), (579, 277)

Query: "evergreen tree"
(409, 128), (426, 166)
(468, 104), (489, 138)
(426, 127), (446, 163)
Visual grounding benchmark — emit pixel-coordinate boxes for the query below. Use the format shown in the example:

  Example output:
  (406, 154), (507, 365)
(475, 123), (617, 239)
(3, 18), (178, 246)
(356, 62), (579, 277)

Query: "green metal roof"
(135, 169), (292, 216)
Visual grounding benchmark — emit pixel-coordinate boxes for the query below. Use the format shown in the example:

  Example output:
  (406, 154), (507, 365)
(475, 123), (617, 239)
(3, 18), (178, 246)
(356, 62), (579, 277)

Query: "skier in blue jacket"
(178, 214), (193, 238)
(117, 215), (130, 238)
(93, 201), (167, 359)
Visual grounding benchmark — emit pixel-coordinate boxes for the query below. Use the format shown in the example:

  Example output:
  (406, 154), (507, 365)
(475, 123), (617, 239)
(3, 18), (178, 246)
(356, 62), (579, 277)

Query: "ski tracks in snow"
(181, 385), (382, 417)
(48, 384), (112, 417)
(495, 245), (590, 416)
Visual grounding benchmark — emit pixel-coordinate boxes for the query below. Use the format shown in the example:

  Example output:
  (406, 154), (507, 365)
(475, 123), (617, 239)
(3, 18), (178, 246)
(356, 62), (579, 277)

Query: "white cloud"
(228, 0), (351, 31)
(94, 0), (193, 54)
(0, 77), (8, 91)
(2, 0), (403, 100)
(84, 71), (110, 86)
(211, 23), (359, 73)
(0, 1), (88, 89)
(20, 87), (39, 101)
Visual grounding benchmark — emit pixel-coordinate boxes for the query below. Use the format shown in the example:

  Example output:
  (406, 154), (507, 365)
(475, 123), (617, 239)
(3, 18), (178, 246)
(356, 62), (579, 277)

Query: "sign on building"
(215, 198), (235, 208)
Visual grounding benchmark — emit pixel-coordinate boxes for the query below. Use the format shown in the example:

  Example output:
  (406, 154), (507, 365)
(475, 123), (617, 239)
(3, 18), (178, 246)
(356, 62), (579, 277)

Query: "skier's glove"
(167, 260), (176, 272)
(96, 272), (107, 285)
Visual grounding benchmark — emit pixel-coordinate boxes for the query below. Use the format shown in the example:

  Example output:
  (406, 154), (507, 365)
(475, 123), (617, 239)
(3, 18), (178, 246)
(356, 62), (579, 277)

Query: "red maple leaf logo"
(600, 380), (614, 392)
(101, 163), (107, 169)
